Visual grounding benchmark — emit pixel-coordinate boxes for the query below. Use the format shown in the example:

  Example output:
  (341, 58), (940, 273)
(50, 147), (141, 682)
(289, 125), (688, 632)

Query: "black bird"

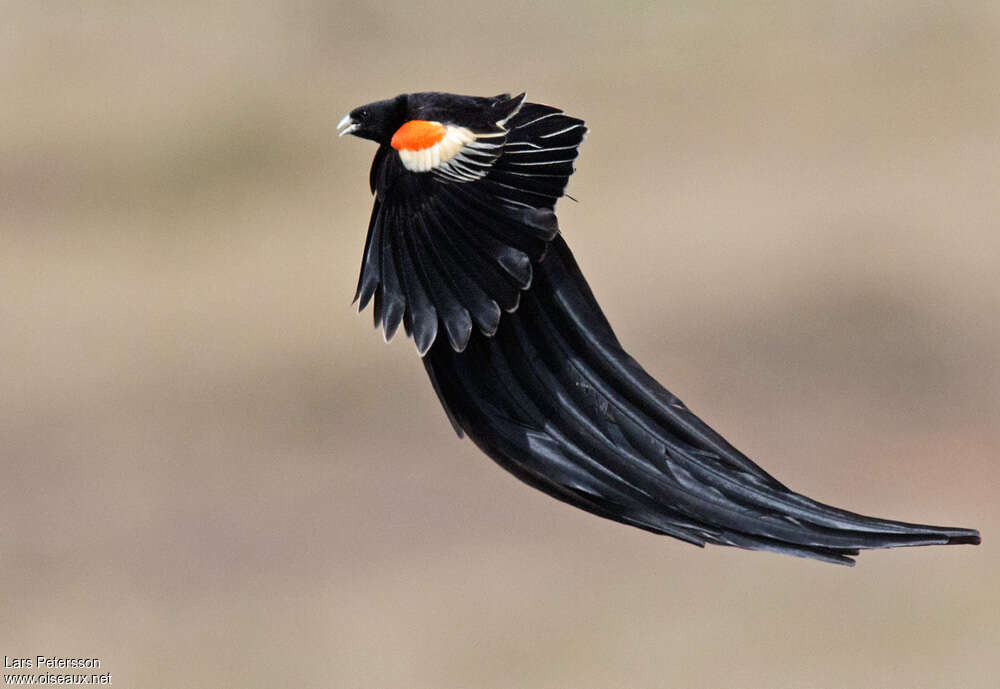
(338, 91), (980, 565)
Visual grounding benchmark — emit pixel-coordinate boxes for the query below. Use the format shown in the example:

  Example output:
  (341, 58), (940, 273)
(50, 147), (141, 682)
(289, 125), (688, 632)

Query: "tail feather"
(424, 236), (980, 565)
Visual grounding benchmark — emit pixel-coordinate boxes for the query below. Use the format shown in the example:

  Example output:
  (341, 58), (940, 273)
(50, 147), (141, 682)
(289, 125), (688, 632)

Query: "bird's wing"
(355, 102), (586, 354)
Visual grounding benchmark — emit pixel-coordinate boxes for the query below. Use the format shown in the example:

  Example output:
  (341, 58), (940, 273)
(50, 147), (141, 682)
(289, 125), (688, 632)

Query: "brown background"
(2, 3), (997, 688)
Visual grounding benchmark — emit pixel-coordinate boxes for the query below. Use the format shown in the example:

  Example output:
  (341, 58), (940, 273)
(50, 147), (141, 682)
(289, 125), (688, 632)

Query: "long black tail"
(423, 236), (980, 565)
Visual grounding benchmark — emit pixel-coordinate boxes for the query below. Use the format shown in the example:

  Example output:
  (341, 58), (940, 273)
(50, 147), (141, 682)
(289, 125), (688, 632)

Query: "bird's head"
(337, 94), (409, 145)
(338, 92), (527, 148)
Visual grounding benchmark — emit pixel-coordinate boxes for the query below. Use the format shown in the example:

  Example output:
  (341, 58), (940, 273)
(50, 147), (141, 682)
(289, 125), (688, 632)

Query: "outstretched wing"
(354, 98), (587, 354)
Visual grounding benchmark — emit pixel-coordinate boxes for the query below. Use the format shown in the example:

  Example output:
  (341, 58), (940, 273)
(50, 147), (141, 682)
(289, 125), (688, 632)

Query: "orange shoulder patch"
(391, 120), (447, 151)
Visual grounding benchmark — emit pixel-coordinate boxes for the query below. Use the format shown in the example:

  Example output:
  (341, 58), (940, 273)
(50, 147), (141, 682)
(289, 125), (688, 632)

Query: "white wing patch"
(397, 124), (476, 173)
(431, 131), (505, 183)
(395, 96), (527, 183)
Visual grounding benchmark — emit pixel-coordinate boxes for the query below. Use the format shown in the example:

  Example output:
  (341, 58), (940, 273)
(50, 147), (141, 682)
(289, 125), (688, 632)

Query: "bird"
(337, 91), (980, 565)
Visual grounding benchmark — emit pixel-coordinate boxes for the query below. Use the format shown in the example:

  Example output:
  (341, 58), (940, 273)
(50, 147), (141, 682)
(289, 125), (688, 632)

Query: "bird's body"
(339, 92), (979, 565)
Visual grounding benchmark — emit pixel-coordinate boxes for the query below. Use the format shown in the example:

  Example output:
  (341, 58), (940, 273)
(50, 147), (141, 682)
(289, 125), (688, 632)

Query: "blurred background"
(2, 2), (997, 687)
